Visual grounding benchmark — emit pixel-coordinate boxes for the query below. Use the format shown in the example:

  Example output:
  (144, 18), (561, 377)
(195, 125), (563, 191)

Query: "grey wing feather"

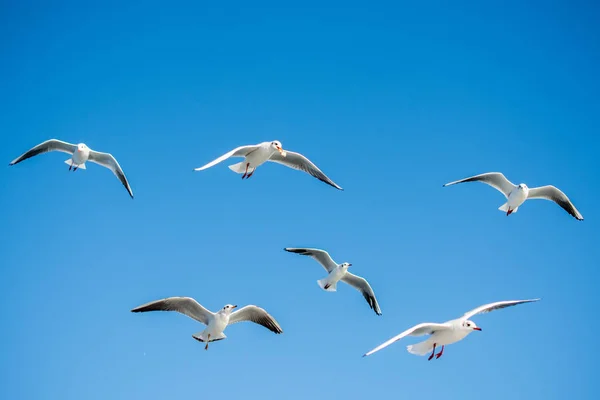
(284, 247), (338, 272)
(228, 305), (283, 334)
(9, 139), (77, 165)
(527, 185), (583, 220)
(269, 151), (343, 190)
(130, 297), (213, 325)
(462, 299), (540, 320)
(341, 272), (382, 315)
(443, 172), (515, 198)
(88, 150), (134, 198)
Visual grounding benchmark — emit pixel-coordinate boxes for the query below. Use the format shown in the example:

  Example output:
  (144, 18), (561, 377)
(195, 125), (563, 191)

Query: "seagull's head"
(518, 183), (528, 191)
(76, 143), (88, 153)
(221, 304), (237, 314)
(270, 140), (286, 157)
(341, 262), (352, 269)
(463, 320), (482, 331)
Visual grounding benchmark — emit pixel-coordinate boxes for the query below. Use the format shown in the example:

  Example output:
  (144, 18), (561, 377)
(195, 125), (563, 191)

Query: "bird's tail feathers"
(406, 340), (433, 356)
(192, 332), (227, 343)
(317, 278), (337, 292)
(64, 159), (86, 169)
(228, 162), (247, 173)
(498, 203), (518, 213)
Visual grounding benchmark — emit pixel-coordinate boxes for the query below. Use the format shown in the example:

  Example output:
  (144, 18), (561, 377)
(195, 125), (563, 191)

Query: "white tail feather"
(317, 278), (337, 292)
(498, 203), (519, 213)
(228, 162), (248, 174)
(192, 331), (226, 343)
(64, 159), (86, 169)
(406, 340), (433, 356)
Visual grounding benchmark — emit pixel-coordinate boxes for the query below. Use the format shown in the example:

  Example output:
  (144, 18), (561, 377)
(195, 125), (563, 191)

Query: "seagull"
(194, 141), (343, 190)
(284, 247), (382, 315)
(9, 139), (134, 198)
(131, 297), (283, 350)
(443, 172), (583, 220)
(363, 299), (539, 360)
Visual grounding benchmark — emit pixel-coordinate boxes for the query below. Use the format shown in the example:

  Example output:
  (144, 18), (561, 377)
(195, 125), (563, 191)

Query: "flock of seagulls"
(9, 137), (584, 360)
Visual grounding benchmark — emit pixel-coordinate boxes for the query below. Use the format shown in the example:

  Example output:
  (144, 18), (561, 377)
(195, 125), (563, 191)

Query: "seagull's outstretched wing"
(194, 145), (261, 171)
(363, 323), (450, 357)
(341, 272), (382, 315)
(443, 172), (515, 198)
(88, 150), (134, 198)
(269, 151), (343, 190)
(462, 299), (540, 321)
(527, 185), (583, 220)
(284, 247), (338, 272)
(131, 297), (214, 325)
(228, 305), (283, 334)
(9, 139), (77, 166)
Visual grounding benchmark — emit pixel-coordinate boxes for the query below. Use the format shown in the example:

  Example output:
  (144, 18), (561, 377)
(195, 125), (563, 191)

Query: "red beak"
(473, 327), (482, 331)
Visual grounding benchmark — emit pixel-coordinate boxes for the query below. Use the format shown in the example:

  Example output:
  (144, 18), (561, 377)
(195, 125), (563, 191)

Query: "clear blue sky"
(1, 1), (598, 399)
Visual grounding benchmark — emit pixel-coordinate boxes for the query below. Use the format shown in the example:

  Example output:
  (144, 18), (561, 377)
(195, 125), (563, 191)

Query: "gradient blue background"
(1, 1), (597, 399)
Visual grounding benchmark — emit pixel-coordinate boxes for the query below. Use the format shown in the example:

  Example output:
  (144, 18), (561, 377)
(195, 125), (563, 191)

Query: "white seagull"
(194, 141), (343, 190)
(9, 139), (134, 198)
(363, 299), (540, 360)
(284, 248), (382, 315)
(131, 297), (283, 350)
(443, 172), (583, 220)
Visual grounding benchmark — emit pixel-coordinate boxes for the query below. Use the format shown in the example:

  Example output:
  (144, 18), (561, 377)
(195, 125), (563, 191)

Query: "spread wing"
(194, 145), (261, 171)
(527, 185), (583, 220)
(269, 150), (343, 190)
(130, 297), (214, 325)
(443, 172), (515, 198)
(363, 323), (450, 357)
(9, 139), (77, 166)
(227, 305), (283, 334)
(462, 299), (540, 321)
(341, 272), (382, 315)
(88, 150), (134, 198)
(284, 247), (338, 272)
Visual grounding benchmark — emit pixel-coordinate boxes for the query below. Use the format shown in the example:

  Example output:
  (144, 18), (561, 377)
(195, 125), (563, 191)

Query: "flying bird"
(443, 172), (583, 220)
(9, 139), (134, 198)
(284, 248), (382, 315)
(363, 299), (539, 360)
(131, 297), (283, 350)
(194, 141), (343, 190)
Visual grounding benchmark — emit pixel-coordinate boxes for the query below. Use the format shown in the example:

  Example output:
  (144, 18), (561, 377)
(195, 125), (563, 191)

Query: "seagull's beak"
(473, 327), (482, 331)
(276, 146), (286, 157)
(348, 263), (352, 267)
(232, 305), (237, 309)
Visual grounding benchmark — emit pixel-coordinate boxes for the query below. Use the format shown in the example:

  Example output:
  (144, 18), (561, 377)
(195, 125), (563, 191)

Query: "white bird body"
(501, 183), (529, 214)
(195, 308), (231, 343)
(363, 299), (540, 359)
(318, 264), (350, 292)
(405, 320), (470, 356)
(68, 143), (91, 168)
(236, 142), (280, 172)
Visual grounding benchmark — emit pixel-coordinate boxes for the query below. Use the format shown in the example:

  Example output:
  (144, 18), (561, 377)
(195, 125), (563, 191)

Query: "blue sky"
(1, 1), (598, 399)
